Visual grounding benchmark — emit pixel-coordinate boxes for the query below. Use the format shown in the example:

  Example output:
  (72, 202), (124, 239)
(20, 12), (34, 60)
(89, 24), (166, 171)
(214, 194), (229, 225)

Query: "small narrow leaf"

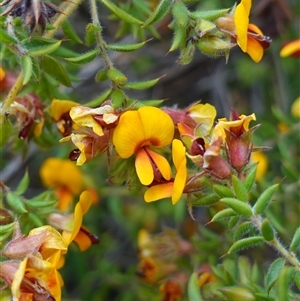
(106, 41), (147, 52)
(107, 68), (127, 84)
(0, 222), (15, 240)
(22, 38), (62, 56)
(290, 226), (300, 252)
(187, 272), (204, 301)
(227, 236), (264, 254)
(65, 48), (100, 65)
(172, 0), (189, 27)
(228, 216), (240, 230)
(211, 208), (236, 222)
(192, 193), (219, 206)
(275, 267), (294, 301)
(41, 55), (72, 87)
(101, 0), (143, 24)
(15, 172), (30, 195)
(131, 99), (166, 108)
(261, 219), (275, 241)
(95, 69), (108, 82)
(253, 184), (279, 214)
(111, 89), (125, 108)
(142, 0), (172, 27)
(244, 164), (258, 192)
(190, 8), (230, 21)
(0, 27), (17, 43)
(169, 23), (187, 52)
(265, 258), (286, 293)
(233, 221), (253, 241)
(21, 56), (33, 85)
(85, 23), (101, 46)
(6, 192), (28, 214)
(122, 77), (161, 90)
(220, 198), (253, 217)
(213, 184), (235, 198)
(62, 20), (83, 43)
(85, 88), (112, 107)
(232, 174), (248, 202)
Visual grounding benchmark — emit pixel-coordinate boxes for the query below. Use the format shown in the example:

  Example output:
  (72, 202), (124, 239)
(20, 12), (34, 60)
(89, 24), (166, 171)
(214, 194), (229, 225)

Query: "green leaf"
(290, 226), (300, 252)
(15, 171), (30, 195)
(275, 266), (294, 301)
(190, 8), (230, 21)
(261, 219), (275, 241)
(211, 208), (236, 222)
(106, 41), (147, 52)
(85, 88), (112, 107)
(213, 184), (235, 198)
(192, 193), (219, 206)
(0, 222), (15, 241)
(228, 216), (240, 230)
(51, 46), (80, 58)
(0, 27), (17, 43)
(187, 272), (204, 301)
(265, 258), (286, 293)
(41, 55), (72, 87)
(31, 57), (41, 82)
(22, 38), (62, 56)
(131, 99), (166, 108)
(169, 23), (187, 52)
(227, 236), (264, 254)
(0, 115), (13, 147)
(172, 0), (189, 27)
(101, 0), (143, 24)
(21, 55), (33, 85)
(253, 184), (279, 214)
(220, 198), (253, 217)
(111, 89), (126, 108)
(244, 164), (258, 192)
(6, 192), (28, 214)
(219, 287), (255, 301)
(142, 0), (172, 27)
(95, 69), (109, 82)
(65, 48), (100, 65)
(232, 174), (248, 202)
(62, 20), (83, 44)
(122, 77), (161, 90)
(107, 68), (127, 84)
(28, 212), (44, 227)
(233, 221), (253, 241)
(85, 23), (101, 46)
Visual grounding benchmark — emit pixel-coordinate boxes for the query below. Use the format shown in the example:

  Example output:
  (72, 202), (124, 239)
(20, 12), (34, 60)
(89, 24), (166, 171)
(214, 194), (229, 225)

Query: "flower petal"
(139, 107), (174, 147)
(73, 230), (92, 251)
(144, 183), (173, 202)
(280, 39), (300, 57)
(172, 160), (187, 205)
(246, 37), (264, 62)
(172, 139), (186, 170)
(135, 148), (154, 185)
(147, 148), (172, 181)
(113, 110), (145, 158)
(51, 99), (79, 121)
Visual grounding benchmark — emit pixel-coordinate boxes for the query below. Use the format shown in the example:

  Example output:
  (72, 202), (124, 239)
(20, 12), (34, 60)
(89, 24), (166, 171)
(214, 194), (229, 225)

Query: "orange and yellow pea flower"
(234, 0), (271, 62)
(40, 158), (83, 210)
(280, 39), (300, 58)
(113, 106), (174, 186)
(144, 139), (187, 205)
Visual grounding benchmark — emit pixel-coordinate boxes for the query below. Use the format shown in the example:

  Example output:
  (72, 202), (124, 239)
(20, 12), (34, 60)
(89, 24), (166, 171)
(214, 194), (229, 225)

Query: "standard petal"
(113, 110), (145, 158)
(234, 1), (249, 52)
(147, 148), (172, 181)
(144, 183), (173, 202)
(135, 148), (154, 185)
(139, 107), (174, 147)
(51, 99), (79, 121)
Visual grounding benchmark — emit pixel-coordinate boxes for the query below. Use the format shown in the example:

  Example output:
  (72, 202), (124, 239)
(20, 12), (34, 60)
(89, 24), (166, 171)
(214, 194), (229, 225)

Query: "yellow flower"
(251, 151), (268, 181)
(0, 67), (5, 81)
(49, 191), (99, 251)
(113, 107), (174, 186)
(70, 105), (118, 136)
(291, 96), (300, 119)
(234, 0), (271, 62)
(40, 158), (83, 210)
(144, 139), (187, 205)
(50, 99), (79, 136)
(280, 39), (300, 58)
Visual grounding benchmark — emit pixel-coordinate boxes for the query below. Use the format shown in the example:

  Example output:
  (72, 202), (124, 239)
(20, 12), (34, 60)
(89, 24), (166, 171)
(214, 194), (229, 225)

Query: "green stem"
(0, 72), (23, 121)
(89, 0), (113, 70)
(252, 215), (300, 272)
(43, 0), (84, 39)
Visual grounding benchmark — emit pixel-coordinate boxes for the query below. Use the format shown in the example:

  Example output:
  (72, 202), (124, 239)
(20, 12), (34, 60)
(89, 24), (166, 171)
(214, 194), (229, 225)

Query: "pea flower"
(251, 151), (268, 181)
(48, 191), (99, 251)
(280, 39), (300, 58)
(144, 139), (187, 205)
(40, 158), (83, 210)
(291, 97), (300, 119)
(216, 0), (271, 62)
(50, 99), (79, 136)
(113, 106), (174, 186)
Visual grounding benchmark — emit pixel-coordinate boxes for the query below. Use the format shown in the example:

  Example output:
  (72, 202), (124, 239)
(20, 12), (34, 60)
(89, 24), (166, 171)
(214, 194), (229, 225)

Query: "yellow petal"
(234, 0), (251, 52)
(0, 67), (6, 81)
(246, 37), (264, 62)
(147, 148), (172, 181)
(291, 96), (300, 119)
(135, 148), (154, 185)
(144, 183), (173, 202)
(11, 257), (28, 299)
(172, 160), (186, 205)
(248, 23), (263, 36)
(280, 39), (300, 57)
(251, 151), (268, 181)
(113, 110), (145, 158)
(139, 107), (174, 147)
(79, 190), (92, 215)
(50, 99), (79, 121)
(172, 139), (186, 170)
(73, 230), (92, 251)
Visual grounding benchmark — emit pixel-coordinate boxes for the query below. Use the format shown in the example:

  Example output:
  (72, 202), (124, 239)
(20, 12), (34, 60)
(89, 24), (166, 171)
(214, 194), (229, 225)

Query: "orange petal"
(135, 148), (154, 185)
(0, 67), (6, 81)
(144, 183), (173, 202)
(113, 110), (145, 158)
(147, 148), (172, 181)
(73, 230), (92, 251)
(248, 23), (263, 36)
(246, 37), (264, 62)
(280, 39), (300, 57)
(79, 190), (92, 215)
(139, 107), (174, 147)
(50, 99), (79, 121)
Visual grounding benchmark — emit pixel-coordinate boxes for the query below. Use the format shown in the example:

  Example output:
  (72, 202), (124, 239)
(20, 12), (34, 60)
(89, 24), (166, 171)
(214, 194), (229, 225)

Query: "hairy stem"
(89, 0), (113, 69)
(252, 215), (300, 272)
